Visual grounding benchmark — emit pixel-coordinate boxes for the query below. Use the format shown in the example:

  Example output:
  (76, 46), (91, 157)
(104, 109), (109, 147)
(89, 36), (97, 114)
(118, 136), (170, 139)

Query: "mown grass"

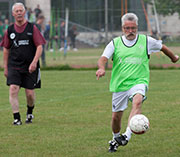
(0, 70), (180, 157)
(0, 46), (180, 69)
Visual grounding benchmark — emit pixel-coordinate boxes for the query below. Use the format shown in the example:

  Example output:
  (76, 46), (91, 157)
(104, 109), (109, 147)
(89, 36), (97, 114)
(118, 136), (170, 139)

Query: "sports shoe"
(25, 114), (34, 124)
(13, 119), (22, 125)
(108, 139), (119, 152)
(114, 135), (128, 146)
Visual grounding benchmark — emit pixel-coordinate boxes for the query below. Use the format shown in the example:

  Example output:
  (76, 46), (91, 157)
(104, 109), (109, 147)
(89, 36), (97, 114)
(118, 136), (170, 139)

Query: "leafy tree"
(145, 0), (180, 16)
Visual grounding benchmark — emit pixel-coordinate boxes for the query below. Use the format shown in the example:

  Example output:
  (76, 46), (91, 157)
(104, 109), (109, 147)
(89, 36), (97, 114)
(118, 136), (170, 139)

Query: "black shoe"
(25, 114), (34, 124)
(13, 119), (22, 125)
(115, 135), (128, 146)
(108, 140), (119, 152)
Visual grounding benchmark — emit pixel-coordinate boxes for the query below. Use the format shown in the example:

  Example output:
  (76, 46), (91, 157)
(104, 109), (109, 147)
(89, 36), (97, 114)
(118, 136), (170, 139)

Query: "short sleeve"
(147, 36), (162, 55)
(33, 25), (46, 47)
(0, 30), (10, 49)
(101, 41), (114, 59)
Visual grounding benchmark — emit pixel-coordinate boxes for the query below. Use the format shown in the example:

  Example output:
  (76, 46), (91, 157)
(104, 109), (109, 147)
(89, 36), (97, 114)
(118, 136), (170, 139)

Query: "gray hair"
(12, 2), (25, 12)
(121, 13), (138, 26)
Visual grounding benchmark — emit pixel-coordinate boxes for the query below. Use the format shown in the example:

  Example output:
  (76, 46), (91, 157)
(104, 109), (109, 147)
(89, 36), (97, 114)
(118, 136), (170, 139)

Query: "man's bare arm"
(96, 56), (108, 80)
(161, 45), (179, 63)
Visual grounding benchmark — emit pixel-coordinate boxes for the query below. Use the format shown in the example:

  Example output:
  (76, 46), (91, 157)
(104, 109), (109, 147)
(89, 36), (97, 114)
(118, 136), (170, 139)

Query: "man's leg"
(9, 84), (22, 125)
(109, 111), (124, 152)
(112, 111), (129, 147)
(25, 89), (35, 123)
(112, 111), (123, 137)
(128, 94), (143, 125)
(123, 94), (143, 141)
(109, 91), (130, 152)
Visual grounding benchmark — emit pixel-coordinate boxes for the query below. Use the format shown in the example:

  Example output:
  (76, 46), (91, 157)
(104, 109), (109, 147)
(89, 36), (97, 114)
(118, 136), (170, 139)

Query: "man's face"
(12, 5), (26, 23)
(122, 20), (137, 40)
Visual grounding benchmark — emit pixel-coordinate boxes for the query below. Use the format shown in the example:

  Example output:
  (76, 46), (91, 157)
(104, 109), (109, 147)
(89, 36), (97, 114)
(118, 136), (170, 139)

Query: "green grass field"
(0, 70), (180, 157)
(0, 47), (180, 68)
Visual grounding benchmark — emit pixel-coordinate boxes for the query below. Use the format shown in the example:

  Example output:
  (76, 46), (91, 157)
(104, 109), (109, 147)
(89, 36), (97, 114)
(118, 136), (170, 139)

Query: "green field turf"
(0, 47), (180, 68)
(0, 70), (180, 157)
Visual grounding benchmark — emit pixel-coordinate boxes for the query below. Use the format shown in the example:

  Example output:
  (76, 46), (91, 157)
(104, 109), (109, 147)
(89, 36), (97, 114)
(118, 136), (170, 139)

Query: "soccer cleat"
(108, 140), (119, 152)
(25, 114), (34, 124)
(13, 119), (22, 125)
(115, 135), (128, 146)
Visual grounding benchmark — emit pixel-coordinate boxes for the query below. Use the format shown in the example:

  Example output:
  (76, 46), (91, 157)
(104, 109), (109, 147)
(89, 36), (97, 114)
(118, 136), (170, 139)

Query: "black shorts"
(7, 67), (41, 89)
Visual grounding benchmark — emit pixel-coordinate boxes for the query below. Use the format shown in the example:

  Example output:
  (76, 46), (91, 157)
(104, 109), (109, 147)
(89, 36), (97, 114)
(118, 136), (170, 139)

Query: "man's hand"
(28, 45), (42, 73)
(161, 45), (179, 63)
(171, 55), (179, 63)
(29, 61), (37, 73)
(96, 68), (105, 80)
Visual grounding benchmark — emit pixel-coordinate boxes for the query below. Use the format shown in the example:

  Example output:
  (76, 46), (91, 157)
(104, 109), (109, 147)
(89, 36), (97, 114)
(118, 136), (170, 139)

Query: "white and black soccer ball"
(129, 114), (149, 134)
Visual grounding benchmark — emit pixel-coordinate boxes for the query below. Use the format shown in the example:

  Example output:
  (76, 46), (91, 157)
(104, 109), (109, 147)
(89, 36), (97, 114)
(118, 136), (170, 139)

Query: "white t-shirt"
(102, 34), (162, 59)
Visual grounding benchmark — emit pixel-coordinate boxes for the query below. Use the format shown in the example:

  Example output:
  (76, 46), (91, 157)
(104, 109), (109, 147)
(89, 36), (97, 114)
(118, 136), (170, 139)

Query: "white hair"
(121, 13), (138, 26)
(12, 2), (25, 12)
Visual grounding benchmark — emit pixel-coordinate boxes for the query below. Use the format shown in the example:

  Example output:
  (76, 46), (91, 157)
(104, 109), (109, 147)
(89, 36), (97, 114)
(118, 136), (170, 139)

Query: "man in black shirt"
(1, 2), (45, 125)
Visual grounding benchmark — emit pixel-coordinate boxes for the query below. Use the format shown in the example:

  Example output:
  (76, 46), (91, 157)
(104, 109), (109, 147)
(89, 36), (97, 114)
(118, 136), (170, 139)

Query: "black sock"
(27, 105), (34, 114)
(13, 112), (21, 121)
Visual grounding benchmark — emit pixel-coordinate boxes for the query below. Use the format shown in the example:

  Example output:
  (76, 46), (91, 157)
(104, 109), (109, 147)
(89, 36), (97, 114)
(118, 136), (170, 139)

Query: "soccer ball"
(129, 114), (149, 134)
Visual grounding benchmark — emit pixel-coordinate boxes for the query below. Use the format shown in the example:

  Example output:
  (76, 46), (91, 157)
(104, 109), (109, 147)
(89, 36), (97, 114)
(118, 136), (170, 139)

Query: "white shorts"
(112, 84), (148, 112)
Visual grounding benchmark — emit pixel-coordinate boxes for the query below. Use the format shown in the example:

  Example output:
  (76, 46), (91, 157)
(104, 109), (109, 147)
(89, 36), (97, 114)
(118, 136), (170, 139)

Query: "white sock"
(123, 127), (132, 141)
(112, 132), (120, 140)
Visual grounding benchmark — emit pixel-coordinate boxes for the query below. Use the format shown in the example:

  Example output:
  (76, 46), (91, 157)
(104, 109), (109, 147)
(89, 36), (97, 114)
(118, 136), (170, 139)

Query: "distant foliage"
(145, 0), (180, 16)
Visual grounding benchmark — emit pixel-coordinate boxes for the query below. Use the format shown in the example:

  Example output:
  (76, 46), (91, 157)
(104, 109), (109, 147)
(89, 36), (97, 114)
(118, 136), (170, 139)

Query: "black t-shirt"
(7, 22), (37, 70)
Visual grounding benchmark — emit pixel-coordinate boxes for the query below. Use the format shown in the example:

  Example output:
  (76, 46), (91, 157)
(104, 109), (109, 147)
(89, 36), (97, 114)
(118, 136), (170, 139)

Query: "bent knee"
(133, 94), (143, 105)
(10, 85), (20, 95)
